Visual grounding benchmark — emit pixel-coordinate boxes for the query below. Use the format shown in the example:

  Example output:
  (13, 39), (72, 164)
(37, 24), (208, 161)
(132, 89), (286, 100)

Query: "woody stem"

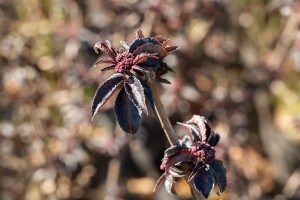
(147, 81), (178, 145)
(148, 81), (204, 200)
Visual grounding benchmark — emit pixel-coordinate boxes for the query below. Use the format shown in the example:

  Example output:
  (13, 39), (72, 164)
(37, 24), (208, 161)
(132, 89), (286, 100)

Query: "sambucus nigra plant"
(90, 30), (226, 199)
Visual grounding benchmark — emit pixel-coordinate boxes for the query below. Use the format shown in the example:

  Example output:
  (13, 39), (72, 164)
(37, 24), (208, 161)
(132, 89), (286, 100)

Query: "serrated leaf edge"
(91, 73), (125, 120)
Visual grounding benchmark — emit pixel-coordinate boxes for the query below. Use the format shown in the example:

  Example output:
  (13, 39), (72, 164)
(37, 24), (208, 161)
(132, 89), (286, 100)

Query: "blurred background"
(0, 0), (300, 199)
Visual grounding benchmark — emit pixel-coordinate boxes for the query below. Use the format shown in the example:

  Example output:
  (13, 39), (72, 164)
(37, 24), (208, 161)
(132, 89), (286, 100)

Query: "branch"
(148, 81), (205, 200)
(267, 11), (300, 70)
(148, 81), (178, 145)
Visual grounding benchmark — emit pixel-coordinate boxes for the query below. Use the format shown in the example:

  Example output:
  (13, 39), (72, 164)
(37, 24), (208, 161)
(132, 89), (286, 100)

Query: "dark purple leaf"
(133, 53), (158, 64)
(131, 66), (150, 80)
(129, 39), (145, 53)
(164, 145), (186, 158)
(208, 132), (220, 146)
(139, 37), (160, 47)
(91, 73), (125, 120)
(94, 42), (116, 60)
(129, 38), (160, 53)
(165, 175), (177, 195)
(177, 122), (201, 142)
(139, 79), (155, 115)
(133, 53), (160, 68)
(94, 58), (115, 65)
(129, 68), (146, 80)
(133, 43), (167, 58)
(186, 115), (212, 142)
(193, 167), (215, 199)
(115, 88), (142, 134)
(168, 166), (187, 177)
(210, 160), (227, 195)
(188, 161), (202, 181)
(100, 65), (115, 72)
(165, 152), (194, 169)
(104, 40), (117, 57)
(139, 57), (160, 68)
(124, 76), (148, 115)
(153, 173), (166, 192)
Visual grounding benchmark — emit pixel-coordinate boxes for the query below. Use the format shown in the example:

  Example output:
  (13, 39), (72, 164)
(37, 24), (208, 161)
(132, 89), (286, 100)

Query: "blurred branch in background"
(266, 1), (300, 70)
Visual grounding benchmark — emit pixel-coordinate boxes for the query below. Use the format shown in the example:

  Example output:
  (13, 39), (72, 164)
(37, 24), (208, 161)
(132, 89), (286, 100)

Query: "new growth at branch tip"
(91, 29), (178, 134)
(154, 115), (227, 199)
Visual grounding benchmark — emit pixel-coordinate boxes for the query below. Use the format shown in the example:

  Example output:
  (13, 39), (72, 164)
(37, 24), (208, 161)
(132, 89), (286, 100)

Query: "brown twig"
(147, 81), (178, 145)
(267, 11), (300, 71)
(148, 81), (205, 200)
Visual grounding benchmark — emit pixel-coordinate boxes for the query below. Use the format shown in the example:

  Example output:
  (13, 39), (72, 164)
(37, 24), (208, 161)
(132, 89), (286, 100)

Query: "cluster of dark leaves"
(91, 30), (178, 134)
(154, 115), (226, 198)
